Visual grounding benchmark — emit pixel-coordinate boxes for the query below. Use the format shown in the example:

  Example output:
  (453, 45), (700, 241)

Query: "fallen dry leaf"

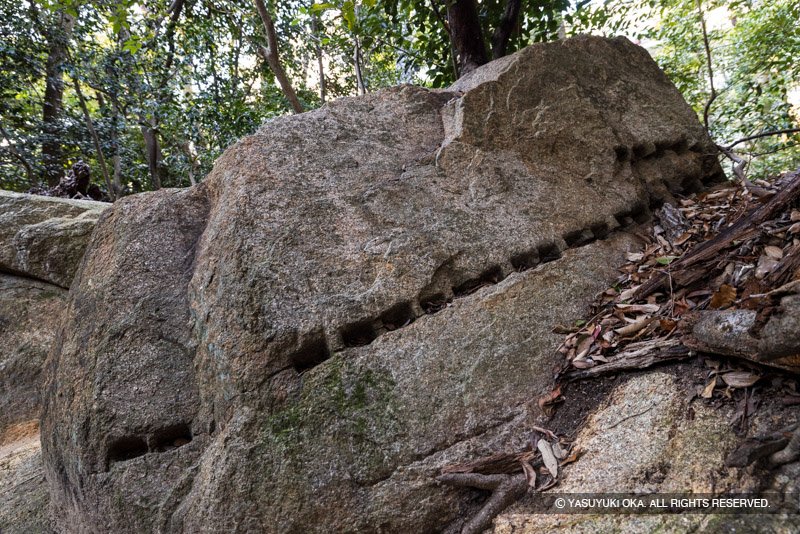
(701, 376), (718, 398)
(755, 255), (779, 279)
(615, 317), (654, 337)
(574, 334), (595, 358)
(615, 303), (661, 313)
(571, 359), (595, 369)
(674, 232), (693, 246)
(659, 318), (678, 332)
(521, 460), (537, 488)
(552, 442), (568, 460)
(618, 285), (641, 302)
(560, 447), (583, 466)
(537, 440), (559, 478)
(721, 371), (760, 388)
(709, 284), (737, 309)
(537, 385), (562, 415)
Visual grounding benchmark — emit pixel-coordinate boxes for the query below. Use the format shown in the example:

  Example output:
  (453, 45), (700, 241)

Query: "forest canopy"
(1, 0), (798, 198)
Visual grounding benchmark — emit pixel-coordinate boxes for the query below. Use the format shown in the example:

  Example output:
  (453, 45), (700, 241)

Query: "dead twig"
(605, 404), (656, 430)
(253, 0), (303, 114)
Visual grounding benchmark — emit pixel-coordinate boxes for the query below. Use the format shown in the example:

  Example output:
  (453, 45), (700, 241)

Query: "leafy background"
(1, 0), (798, 195)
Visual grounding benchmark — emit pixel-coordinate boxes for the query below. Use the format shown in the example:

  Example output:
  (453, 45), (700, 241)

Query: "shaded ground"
(0, 422), (50, 533)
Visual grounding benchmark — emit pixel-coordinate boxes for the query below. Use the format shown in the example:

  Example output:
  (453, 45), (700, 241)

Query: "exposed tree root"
(438, 472), (528, 534)
(771, 426), (800, 465)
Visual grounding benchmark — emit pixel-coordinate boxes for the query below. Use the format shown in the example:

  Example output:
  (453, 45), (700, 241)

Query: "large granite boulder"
(0, 191), (108, 288)
(0, 424), (50, 533)
(0, 274), (67, 534)
(41, 36), (724, 532)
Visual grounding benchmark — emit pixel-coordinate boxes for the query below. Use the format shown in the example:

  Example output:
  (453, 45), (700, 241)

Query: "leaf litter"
(557, 168), (800, 386)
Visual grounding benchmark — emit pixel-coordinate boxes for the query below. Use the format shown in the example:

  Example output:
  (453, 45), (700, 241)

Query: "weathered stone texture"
(41, 36), (725, 533)
(0, 275), (66, 438)
(0, 189), (107, 534)
(0, 190), (108, 288)
(0, 428), (50, 534)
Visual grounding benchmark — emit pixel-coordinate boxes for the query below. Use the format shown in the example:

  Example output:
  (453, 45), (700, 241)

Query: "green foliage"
(1, 0), (798, 196)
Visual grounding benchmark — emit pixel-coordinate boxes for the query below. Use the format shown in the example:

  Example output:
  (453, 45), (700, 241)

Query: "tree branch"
(72, 77), (116, 200)
(253, 0), (304, 114)
(429, 0), (451, 34)
(695, 0), (716, 132)
(725, 128), (800, 149)
(716, 144), (748, 184)
(158, 0), (185, 88)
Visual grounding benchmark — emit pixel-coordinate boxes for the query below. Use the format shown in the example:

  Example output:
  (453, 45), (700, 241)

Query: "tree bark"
(41, 10), (76, 186)
(72, 77), (115, 199)
(446, 0), (488, 77)
(110, 100), (123, 195)
(354, 35), (366, 96)
(429, 0), (460, 79)
(491, 0), (521, 59)
(253, 0), (304, 113)
(140, 116), (163, 190)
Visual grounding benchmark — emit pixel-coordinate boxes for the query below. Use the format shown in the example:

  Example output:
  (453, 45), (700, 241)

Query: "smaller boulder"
(0, 190), (108, 288)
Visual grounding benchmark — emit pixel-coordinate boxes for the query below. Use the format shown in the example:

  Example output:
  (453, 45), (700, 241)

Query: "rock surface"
(0, 190), (108, 288)
(495, 370), (800, 533)
(0, 194), (106, 533)
(41, 36), (724, 533)
(0, 275), (67, 439)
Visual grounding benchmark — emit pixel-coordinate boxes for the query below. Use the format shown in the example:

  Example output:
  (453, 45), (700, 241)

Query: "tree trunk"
(110, 100), (123, 196)
(446, 0), (488, 77)
(354, 35), (366, 96)
(491, 0), (521, 59)
(140, 117), (162, 190)
(72, 77), (115, 199)
(253, 0), (304, 113)
(41, 10), (75, 186)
